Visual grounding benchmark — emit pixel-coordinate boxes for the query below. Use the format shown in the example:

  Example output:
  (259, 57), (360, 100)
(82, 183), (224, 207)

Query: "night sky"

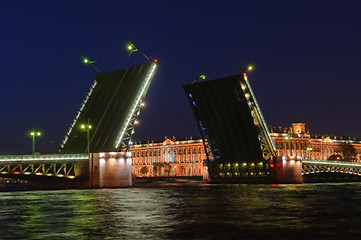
(0, 1), (360, 154)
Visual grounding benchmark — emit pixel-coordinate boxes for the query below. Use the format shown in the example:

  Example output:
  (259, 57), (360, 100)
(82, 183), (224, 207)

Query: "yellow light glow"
(128, 45), (132, 50)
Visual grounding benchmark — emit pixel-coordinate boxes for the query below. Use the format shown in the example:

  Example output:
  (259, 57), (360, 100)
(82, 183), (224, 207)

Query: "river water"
(0, 183), (360, 240)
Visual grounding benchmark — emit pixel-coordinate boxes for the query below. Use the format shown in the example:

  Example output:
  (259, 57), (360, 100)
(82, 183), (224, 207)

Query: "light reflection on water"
(1, 183), (361, 239)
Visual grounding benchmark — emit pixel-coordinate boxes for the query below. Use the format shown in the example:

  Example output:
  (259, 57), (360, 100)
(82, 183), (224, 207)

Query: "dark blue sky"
(0, 1), (360, 154)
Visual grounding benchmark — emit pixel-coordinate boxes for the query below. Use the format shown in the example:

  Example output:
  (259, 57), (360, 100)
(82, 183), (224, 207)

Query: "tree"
(327, 154), (342, 161)
(337, 142), (357, 161)
(140, 167), (149, 176)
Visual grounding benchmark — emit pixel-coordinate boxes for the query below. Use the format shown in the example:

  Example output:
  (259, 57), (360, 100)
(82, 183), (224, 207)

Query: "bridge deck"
(0, 154), (89, 163)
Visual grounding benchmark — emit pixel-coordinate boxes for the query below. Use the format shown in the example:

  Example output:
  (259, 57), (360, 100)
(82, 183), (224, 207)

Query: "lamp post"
(285, 135), (293, 156)
(127, 41), (158, 62)
(82, 56), (102, 73)
(191, 74), (206, 84)
(30, 130), (41, 154)
(306, 147), (313, 159)
(240, 65), (254, 74)
(81, 120), (92, 154)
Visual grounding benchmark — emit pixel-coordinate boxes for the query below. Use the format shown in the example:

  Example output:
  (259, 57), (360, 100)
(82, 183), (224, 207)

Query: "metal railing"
(0, 154), (89, 162)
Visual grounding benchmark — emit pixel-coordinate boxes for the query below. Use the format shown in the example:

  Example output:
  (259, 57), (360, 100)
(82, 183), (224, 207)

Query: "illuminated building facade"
(130, 123), (361, 177)
(269, 122), (361, 161)
(131, 138), (206, 177)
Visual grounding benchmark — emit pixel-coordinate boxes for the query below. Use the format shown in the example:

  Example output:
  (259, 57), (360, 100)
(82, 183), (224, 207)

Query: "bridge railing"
(0, 154), (89, 162)
(302, 159), (361, 167)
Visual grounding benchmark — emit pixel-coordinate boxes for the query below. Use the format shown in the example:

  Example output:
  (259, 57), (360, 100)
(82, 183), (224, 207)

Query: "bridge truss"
(0, 154), (89, 179)
(302, 160), (361, 176)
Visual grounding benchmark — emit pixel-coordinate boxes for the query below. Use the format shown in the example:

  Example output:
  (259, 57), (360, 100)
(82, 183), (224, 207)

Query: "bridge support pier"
(272, 156), (303, 183)
(89, 152), (132, 188)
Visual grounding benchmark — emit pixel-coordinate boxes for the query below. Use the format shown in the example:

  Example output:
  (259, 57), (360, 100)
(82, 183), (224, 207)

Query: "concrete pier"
(271, 156), (303, 183)
(90, 152), (132, 188)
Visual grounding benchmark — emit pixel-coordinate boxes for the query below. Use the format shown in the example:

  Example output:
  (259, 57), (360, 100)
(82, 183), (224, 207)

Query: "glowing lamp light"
(154, 58), (159, 63)
(270, 164), (274, 168)
(128, 45), (132, 50)
(248, 65), (253, 70)
(243, 72), (247, 76)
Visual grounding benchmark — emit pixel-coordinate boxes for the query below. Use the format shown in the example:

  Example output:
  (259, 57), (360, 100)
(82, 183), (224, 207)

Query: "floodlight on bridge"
(81, 56), (102, 73)
(127, 41), (157, 62)
(191, 74), (206, 84)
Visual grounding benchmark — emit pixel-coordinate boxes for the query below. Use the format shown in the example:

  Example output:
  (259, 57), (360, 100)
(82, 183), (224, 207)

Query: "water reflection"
(1, 183), (361, 239)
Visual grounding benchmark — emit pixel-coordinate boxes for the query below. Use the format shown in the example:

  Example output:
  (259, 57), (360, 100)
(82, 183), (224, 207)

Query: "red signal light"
(243, 72), (247, 76)
(154, 58), (159, 63)
(270, 164), (274, 168)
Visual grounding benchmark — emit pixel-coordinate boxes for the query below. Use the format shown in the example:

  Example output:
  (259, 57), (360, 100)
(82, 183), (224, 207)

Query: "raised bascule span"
(183, 72), (277, 183)
(0, 60), (158, 189)
(60, 61), (157, 153)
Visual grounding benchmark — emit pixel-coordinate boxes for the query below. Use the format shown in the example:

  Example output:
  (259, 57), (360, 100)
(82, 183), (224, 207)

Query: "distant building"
(130, 137), (206, 177)
(269, 122), (361, 160)
(130, 123), (361, 177)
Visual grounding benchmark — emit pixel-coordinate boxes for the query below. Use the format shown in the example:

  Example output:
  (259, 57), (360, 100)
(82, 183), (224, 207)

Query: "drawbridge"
(183, 71), (276, 183)
(60, 61), (157, 153)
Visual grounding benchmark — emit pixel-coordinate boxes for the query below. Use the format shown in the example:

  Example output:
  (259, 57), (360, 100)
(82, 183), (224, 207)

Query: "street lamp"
(30, 130), (41, 154)
(81, 56), (102, 72)
(285, 135), (293, 156)
(191, 74), (206, 84)
(306, 147), (313, 159)
(81, 120), (92, 154)
(127, 41), (157, 62)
